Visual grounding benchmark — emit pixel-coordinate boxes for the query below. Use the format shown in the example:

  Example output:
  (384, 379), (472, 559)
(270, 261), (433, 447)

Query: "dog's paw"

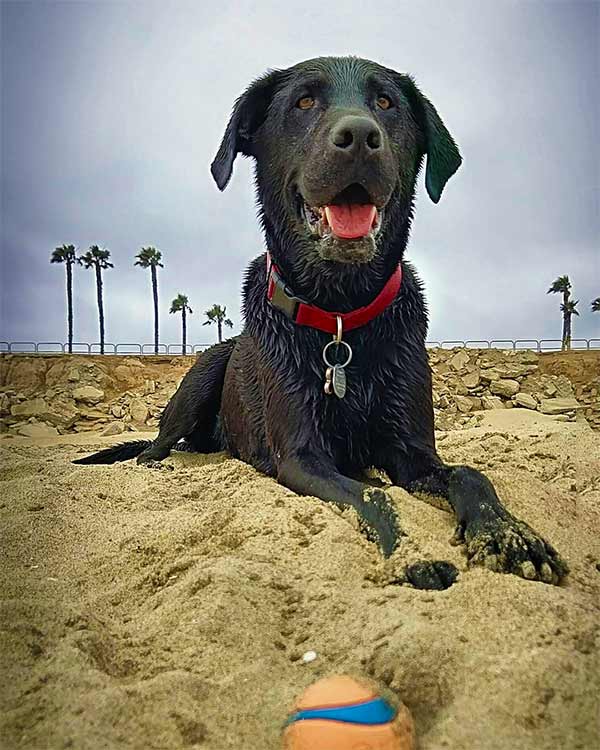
(404, 560), (458, 590)
(137, 458), (174, 471)
(458, 511), (569, 585)
(358, 488), (403, 558)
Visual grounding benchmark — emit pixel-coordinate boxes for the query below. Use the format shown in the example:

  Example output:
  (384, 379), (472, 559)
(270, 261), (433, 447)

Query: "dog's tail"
(72, 440), (152, 465)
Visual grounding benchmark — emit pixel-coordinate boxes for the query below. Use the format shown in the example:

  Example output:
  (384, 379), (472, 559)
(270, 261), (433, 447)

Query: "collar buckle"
(268, 263), (301, 321)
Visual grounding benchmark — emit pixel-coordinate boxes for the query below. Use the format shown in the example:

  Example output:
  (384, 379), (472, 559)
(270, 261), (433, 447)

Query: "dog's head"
(212, 57), (461, 274)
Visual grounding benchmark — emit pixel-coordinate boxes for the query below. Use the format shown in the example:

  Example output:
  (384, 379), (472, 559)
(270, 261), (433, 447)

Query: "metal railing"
(0, 341), (211, 354)
(0, 338), (598, 354)
(424, 338), (598, 352)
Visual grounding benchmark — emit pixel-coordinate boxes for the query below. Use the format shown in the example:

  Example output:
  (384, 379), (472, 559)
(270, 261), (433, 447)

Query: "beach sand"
(1, 408), (599, 749)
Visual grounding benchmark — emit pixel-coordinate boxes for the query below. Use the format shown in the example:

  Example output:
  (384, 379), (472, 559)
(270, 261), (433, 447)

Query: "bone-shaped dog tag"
(331, 364), (347, 398)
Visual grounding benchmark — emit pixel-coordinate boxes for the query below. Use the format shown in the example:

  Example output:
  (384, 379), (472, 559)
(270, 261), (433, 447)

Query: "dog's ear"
(399, 76), (462, 203)
(211, 69), (284, 191)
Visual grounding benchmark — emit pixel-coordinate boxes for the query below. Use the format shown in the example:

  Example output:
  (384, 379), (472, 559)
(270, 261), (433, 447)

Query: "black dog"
(75, 56), (567, 585)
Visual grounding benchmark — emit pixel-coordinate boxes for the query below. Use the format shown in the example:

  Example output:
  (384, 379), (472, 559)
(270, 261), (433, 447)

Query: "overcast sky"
(1, 0), (598, 350)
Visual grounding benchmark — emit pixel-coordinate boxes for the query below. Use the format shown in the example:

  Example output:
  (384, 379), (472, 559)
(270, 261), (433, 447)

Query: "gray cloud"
(1, 0), (598, 348)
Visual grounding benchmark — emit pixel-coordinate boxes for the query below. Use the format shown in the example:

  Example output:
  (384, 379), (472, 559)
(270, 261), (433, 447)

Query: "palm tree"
(79, 245), (113, 354)
(547, 275), (572, 350)
(203, 304), (233, 343)
(591, 297), (600, 313)
(560, 299), (579, 350)
(50, 243), (77, 353)
(135, 246), (164, 354)
(170, 294), (193, 354)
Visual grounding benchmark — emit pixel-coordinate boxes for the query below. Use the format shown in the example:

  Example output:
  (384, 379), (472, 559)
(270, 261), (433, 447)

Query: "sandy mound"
(1, 409), (599, 749)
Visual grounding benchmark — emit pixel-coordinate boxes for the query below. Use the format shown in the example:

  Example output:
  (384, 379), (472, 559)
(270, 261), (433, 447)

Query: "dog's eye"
(376, 95), (392, 110)
(297, 96), (315, 110)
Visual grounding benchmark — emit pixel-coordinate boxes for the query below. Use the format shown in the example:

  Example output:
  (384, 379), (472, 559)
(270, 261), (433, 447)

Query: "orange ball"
(282, 675), (415, 750)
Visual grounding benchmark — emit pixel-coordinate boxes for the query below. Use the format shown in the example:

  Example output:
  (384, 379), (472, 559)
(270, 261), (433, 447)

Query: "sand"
(1, 409), (599, 750)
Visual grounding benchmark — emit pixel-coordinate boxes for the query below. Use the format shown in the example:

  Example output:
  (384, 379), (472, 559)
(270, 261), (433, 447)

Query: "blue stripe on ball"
(287, 697), (396, 726)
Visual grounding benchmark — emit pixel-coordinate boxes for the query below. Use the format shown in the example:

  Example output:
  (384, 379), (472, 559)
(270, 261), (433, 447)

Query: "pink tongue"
(325, 204), (377, 239)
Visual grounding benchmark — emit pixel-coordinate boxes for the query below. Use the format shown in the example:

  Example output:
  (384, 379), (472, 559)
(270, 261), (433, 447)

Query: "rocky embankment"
(1, 349), (598, 438)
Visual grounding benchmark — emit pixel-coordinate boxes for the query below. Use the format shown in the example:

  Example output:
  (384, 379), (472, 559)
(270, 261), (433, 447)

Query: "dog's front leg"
(390, 460), (568, 584)
(277, 453), (401, 557)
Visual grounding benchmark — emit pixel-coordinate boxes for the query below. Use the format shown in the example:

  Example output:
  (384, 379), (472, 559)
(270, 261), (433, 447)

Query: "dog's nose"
(330, 116), (382, 154)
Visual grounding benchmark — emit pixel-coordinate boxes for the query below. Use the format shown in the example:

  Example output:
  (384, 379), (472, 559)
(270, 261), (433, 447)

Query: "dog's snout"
(330, 116), (382, 154)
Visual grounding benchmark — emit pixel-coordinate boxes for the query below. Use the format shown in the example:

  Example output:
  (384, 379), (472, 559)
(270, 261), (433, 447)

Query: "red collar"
(266, 252), (402, 335)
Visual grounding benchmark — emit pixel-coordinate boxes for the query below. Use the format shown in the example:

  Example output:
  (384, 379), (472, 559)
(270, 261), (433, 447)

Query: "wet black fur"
(75, 57), (568, 584)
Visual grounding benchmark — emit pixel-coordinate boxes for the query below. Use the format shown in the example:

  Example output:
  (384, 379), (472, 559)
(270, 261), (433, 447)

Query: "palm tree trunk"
(565, 312), (572, 351)
(182, 308), (187, 355)
(66, 261), (73, 354)
(217, 319), (222, 343)
(561, 289), (569, 351)
(151, 264), (159, 354)
(95, 263), (105, 354)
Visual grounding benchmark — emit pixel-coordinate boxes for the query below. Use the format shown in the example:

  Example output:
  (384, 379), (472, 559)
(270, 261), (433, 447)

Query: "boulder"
(479, 368), (502, 383)
(481, 396), (505, 410)
(462, 371), (480, 389)
(539, 398), (581, 415)
(449, 350), (470, 371)
(516, 351), (539, 365)
(501, 364), (538, 379)
(490, 379), (520, 398)
(514, 393), (537, 410)
(129, 398), (149, 423)
(72, 386), (104, 405)
(102, 421), (125, 436)
(17, 423), (59, 438)
(11, 398), (52, 419)
(454, 396), (473, 413)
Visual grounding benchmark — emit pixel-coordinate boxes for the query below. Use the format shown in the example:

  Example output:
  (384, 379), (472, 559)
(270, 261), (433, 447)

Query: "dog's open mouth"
(302, 184), (383, 242)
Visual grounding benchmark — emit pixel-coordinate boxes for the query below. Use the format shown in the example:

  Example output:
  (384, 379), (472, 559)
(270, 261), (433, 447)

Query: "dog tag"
(322, 319), (353, 399)
(331, 364), (347, 398)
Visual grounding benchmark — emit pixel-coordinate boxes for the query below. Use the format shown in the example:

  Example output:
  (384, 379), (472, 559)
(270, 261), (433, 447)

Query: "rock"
(102, 421), (125, 436)
(114, 365), (133, 382)
(467, 397), (482, 411)
(481, 396), (505, 410)
(79, 408), (108, 421)
(449, 350), (470, 371)
(539, 398), (581, 415)
(10, 398), (50, 419)
(72, 386), (104, 405)
(17, 423), (59, 437)
(110, 404), (124, 418)
(501, 364), (538, 379)
(0, 393), (11, 417)
(517, 351), (539, 365)
(490, 379), (520, 398)
(444, 376), (468, 396)
(462, 371), (480, 389)
(454, 396), (473, 413)
(514, 393), (538, 410)
(129, 398), (149, 423)
(46, 400), (80, 429)
(67, 367), (81, 382)
(480, 368), (502, 383)
(144, 379), (156, 395)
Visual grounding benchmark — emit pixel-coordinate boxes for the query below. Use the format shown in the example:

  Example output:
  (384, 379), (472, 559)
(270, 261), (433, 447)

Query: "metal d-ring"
(322, 339), (353, 369)
(335, 315), (343, 343)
